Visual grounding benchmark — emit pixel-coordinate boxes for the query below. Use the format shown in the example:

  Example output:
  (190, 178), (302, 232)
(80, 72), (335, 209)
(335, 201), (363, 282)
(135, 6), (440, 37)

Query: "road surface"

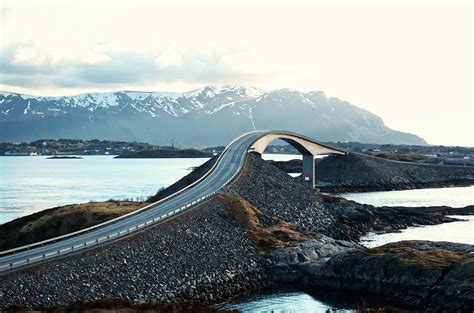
(0, 130), (346, 273)
(0, 131), (266, 272)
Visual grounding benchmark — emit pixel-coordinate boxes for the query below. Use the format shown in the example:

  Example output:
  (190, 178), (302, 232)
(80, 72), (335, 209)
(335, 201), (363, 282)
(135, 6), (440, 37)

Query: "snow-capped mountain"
(0, 85), (426, 146)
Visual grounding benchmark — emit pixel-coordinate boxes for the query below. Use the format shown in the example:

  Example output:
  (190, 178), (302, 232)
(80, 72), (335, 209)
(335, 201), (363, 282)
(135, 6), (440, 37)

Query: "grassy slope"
(0, 201), (144, 250)
(0, 155), (218, 251)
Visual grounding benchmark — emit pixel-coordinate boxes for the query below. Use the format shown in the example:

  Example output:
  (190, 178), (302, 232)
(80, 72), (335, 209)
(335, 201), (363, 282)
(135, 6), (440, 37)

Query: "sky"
(0, 0), (472, 146)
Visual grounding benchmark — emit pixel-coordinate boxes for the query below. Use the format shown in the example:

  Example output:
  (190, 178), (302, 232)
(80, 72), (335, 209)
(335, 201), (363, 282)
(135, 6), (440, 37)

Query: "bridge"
(0, 130), (346, 273)
(248, 131), (346, 187)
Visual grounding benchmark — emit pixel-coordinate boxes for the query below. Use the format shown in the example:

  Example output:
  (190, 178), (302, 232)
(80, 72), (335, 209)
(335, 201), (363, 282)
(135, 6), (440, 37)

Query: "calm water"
(338, 186), (474, 208)
(262, 153), (301, 161)
(340, 186), (474, 247)
(217, 289), (353, 313)
(219, 186), (474, 312)
(0, 153), (299, 224)
(2, 155), (473, 312)
(0, 156), (209, 224)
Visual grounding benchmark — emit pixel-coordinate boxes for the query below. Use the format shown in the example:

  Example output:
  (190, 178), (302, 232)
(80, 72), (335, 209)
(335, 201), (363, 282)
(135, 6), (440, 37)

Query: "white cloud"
(0, 0), (472, 145)
(13, 46), (45, 64)
(155, 49), (183, 67)
(81, 51), (111, 65)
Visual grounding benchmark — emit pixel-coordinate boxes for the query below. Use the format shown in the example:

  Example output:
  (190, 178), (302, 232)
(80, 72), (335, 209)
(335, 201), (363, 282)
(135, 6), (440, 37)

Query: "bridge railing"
(0, 130), (260, 273)
(0, 131), (259, 258)
(0, 191), (220, 272)
(0, 165), (246, 273)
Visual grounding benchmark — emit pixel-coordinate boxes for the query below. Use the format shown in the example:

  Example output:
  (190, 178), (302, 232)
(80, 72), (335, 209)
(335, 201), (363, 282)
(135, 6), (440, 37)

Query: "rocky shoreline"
(317, 153), (474, 192)
(1, 154), (473, 311)
(269, 152), (474, 192)
(262, 240), (474, 312)
(301, 241), (474, 311)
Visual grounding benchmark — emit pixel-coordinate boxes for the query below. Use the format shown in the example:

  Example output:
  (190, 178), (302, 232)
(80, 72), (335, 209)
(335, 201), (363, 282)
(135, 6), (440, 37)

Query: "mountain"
(0, 85), (426, 146)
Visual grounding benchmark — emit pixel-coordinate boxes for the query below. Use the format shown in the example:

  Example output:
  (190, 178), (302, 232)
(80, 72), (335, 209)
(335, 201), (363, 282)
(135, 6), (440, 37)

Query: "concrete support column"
(302, 153), (315, 189)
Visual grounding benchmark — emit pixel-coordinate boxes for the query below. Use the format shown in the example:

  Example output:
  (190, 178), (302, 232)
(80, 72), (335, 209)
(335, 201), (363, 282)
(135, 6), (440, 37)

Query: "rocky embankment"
(0, 197), (266, 309)
(316, 152), (474, 192)
(230, 155), (473, 242)
(1, 154), (473, 311)
(269, 152), (474, 192)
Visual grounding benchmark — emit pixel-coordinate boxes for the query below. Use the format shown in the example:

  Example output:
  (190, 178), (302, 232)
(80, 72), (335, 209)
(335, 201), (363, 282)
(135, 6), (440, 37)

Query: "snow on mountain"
(0, 85), (265, 118)
(0, 86), (427, 145)
(125, 91), (181, 101)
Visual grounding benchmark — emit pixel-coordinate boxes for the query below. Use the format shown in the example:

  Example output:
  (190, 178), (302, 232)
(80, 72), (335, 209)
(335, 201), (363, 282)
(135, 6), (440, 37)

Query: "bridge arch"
(247, 131), (347, 188)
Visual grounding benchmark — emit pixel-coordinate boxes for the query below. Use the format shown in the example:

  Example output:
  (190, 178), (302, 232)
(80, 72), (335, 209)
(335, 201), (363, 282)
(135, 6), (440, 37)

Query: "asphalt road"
(0, 130), (266, 272)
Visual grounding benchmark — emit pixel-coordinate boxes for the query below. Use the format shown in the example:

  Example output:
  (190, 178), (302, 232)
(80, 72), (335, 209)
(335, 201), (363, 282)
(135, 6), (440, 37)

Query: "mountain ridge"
(0, 85), (427, 146)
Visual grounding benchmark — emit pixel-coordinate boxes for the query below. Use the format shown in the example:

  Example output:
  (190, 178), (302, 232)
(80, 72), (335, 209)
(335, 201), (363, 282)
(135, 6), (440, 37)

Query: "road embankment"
(315, 152), (474, 192)
(269, 152), (474, 192)
(2, 154), (473, 311)
(0, 196), (266, 309)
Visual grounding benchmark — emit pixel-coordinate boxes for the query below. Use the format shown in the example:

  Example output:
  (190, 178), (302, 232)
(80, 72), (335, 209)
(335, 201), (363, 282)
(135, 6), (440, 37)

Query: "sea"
(1, 154), (473, 312)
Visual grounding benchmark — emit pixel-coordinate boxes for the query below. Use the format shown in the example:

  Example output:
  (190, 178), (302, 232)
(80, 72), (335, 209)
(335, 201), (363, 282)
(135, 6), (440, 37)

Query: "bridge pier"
(302, 153), (315, 189)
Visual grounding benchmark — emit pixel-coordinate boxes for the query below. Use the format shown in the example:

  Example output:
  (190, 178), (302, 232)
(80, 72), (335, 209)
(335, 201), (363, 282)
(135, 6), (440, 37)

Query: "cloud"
(0, 45), (60, 76)
(0, 44), (262, 90)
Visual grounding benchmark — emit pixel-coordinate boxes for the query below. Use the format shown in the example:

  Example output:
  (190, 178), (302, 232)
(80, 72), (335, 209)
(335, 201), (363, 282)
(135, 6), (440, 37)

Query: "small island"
(46, 156), (83, 159)
(114, 149), (213, 159)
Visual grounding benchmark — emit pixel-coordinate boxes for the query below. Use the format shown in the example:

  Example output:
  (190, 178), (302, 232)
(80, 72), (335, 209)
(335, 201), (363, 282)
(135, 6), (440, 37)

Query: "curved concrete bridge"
(248, 131), (346, 188)
(0, 130), (346, 273)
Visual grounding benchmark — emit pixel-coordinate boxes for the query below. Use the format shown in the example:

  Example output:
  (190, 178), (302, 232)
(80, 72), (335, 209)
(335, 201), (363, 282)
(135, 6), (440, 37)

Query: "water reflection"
(217, 287), (353, 313)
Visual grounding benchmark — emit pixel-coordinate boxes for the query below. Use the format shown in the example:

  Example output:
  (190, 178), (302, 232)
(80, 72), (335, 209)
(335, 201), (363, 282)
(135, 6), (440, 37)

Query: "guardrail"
(0, 130), (262, 273)
(0, 191), (219, 272)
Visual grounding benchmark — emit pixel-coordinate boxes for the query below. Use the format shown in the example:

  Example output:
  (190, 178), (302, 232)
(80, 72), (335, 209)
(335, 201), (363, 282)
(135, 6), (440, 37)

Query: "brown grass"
(318, 193), (349, 205)
(240, 167), (250, 177)
(366, 245), (470, 268)
(219, 193), (310, 251)
(20, 201), (144, 233)
(0, 201), (146, 250)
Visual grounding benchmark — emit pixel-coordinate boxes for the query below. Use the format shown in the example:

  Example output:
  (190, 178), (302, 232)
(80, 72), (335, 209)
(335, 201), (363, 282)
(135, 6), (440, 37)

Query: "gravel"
(315, 152), (474, 192)
(0, 200), (265, 309)
(2, 153), (470, 310)
(229, 154), (336, 238)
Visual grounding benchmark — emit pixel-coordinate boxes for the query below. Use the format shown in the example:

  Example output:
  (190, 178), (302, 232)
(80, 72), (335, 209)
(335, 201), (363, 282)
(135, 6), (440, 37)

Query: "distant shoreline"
(114, 149), (213, 159)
